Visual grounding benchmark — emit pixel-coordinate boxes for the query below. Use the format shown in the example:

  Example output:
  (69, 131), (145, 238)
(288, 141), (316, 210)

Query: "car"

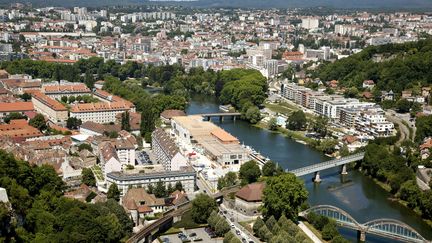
(242, 238), (247, 243)
(223, 210), (227, 214)
(236, 230), (241, 235)
(189, 232), (197, 237)
(162, 237), (170, 243)
(230, 224), (235, 228)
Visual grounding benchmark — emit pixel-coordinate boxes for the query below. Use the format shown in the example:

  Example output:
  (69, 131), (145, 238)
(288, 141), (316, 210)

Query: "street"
(220, 203), (260, 243)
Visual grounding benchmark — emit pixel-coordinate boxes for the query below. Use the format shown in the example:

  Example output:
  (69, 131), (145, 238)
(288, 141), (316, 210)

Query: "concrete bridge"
(126, 186), (240, 243)
(288, 152), (365, 182)
(300, 205), (430, 243)
(198, 112), (241, 122)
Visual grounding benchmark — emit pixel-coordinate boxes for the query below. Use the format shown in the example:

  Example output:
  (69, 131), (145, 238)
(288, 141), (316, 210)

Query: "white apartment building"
(42, 83), (91, 100)
(70, 102), (132, 123)
(152, 128), (188, 171)
(106, 167), (196, 196)
(301, 18), (319, 30)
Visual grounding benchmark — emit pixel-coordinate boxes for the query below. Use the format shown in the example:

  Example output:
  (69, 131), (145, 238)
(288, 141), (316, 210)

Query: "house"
(122, 188), (167, 226)
(0, 119), (43, 142)
(99, 141), (122, 176)
(420, 138), (432, 160)
(234, 182), (264, 216)
(381, 90), (394, 101)
(421, 87), (431, 98)
(362, 80), (375, 89)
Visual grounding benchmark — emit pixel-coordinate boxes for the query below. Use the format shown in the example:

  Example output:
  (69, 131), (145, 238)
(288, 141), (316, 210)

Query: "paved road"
(385, 110), (412, 145)
(220, 204), (260, 243)
(298, 221), (323, 243)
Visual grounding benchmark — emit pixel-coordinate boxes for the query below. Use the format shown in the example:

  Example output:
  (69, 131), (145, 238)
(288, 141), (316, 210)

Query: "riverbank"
(369, 176), (432, 228)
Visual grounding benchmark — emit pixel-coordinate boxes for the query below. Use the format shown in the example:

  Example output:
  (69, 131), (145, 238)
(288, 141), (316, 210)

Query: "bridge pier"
(219, 116), (224, 122)
(206, 116), (210, 121)
(233, 116), (236, 122)
(313, 172), (321, 183)
(357, 230), (366, 242)
(340, 164), (348, 175)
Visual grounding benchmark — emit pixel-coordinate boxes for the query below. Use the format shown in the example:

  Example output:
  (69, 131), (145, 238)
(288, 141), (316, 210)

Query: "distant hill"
(1, 0), (432, 9)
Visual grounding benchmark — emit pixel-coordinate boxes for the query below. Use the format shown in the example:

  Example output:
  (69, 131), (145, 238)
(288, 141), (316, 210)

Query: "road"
(385, 110), (414, 144)
(220, 203), (260, 243)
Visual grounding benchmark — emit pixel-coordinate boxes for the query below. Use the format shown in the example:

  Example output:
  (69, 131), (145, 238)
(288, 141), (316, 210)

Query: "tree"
(154, 181), (166, 198)
(4, 112), (27, 123)
(20, 92), (32, 101)
(239, 160), (261, 185)
(253, 217), (265, 234)
(214, 218), (230, 236)
(66, 117), (82, 130)
(29, 114), (47, 132)
(81, 168), (96, 187)
(332, 235), (350, 243)
(78, 143), (93, 152)
(262, 161), (283, 177)
(311, 116), (328, 137)
(321, 221), (339, 240)
(208, 211), (220, 229)
(107, 183), (120, 202)
(258, 225), (273, 241)
(121, 111), (131, 131)
(191, 193), (217, 224)
(147, 184), (154, 194)
(268, 117), (278, 131)
(410, 102), (422, 117)
(317, 139), (338, 154)
(396, 99), (411, 113)
(61, 96), (68, 103)
(398, 180), (421, 208)
(262, 173), (308, 221)
(175, 181), (183, 191)
(266, 215), (277, 229)
(244, 106), (261, 124)
(224, 232), (235, 243)
(419, 190), (432, 219)
(286, 110), (307, 131)
(68, 96), (76, 104)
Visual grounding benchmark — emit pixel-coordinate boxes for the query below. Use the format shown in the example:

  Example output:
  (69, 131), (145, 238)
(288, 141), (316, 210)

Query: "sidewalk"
(298, 221), (323, 243)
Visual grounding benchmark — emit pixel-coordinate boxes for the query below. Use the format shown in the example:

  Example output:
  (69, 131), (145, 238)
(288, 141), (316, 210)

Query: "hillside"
(316, 39), (432, 94)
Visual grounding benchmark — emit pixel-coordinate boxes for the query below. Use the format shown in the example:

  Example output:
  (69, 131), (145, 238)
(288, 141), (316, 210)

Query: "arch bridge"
(300, 205), (430, 243)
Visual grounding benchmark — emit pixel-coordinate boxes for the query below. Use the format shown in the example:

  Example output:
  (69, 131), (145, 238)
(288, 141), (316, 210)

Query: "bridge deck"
(289, 152), (365, 177)
(198, 112), (241, 117)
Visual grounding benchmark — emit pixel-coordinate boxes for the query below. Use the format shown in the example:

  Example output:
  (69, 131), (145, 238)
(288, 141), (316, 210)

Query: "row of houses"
(281, 83), (394, 137)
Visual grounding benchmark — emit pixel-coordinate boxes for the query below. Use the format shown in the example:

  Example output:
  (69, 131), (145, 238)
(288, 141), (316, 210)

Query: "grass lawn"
(91, 165), (104, 182)
(172, 210), (205, 229)
(239, 220), (254, 234)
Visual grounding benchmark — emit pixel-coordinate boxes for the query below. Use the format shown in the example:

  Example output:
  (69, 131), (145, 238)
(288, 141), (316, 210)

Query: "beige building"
(70, 102), (133, 123)
(171, 115), (249, 170)
(31, 92), (68, 123)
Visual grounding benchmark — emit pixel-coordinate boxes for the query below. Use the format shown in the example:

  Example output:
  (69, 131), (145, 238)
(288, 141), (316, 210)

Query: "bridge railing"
(289, 152), (365, 176)
(300, 205), (429, 243)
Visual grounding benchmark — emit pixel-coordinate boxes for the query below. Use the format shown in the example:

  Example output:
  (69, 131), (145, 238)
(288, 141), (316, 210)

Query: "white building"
(301, 18), (319, 30)
(151, 128), (188, 171)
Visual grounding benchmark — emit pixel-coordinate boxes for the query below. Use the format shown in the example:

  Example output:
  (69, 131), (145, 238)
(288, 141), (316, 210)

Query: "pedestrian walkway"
(298, 221), (323, 243)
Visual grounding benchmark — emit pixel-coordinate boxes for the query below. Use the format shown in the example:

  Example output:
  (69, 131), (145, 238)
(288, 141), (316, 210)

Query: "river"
(186, 94), (432, 243)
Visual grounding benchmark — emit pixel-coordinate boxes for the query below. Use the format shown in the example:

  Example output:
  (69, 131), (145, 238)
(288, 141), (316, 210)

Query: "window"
(230, 155), (237, 159)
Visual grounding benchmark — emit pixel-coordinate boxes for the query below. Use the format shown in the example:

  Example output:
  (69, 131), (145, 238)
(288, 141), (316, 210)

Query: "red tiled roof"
(235, 182), (264, 202)
(0, 102), (34, 112)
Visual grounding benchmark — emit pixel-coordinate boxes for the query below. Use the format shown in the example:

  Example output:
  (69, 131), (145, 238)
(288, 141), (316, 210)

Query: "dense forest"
(0, 150), (133, 242)
(316, 38), (432, 94)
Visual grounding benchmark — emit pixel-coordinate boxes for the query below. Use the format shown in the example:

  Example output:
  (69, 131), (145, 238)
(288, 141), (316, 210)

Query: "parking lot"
(160, 227), (223, 243)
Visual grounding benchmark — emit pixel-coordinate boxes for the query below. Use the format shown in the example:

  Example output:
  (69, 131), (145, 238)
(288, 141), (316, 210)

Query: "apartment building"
(151, 128), (188, 171)
(106, 167), (196, 196)
(70, 102), (132, 123)
(31, 92), (68, 123)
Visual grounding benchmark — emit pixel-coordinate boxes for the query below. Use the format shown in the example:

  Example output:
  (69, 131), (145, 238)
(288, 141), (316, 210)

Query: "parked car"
(189, 232), (197, 237)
